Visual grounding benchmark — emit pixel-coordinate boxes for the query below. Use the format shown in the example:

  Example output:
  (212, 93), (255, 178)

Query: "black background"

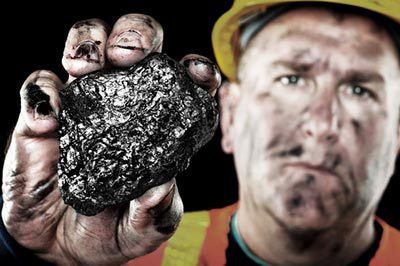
(2, 0), (399, 229)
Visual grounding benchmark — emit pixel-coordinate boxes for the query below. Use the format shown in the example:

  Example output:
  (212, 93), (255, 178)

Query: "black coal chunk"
(58, 53), (218, 216)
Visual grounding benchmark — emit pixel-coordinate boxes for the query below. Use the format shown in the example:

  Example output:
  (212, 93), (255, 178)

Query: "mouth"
(285, 162), (339, 178)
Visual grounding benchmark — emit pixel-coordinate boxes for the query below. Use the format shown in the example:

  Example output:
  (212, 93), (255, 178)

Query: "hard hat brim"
(212, 0), (400, 81)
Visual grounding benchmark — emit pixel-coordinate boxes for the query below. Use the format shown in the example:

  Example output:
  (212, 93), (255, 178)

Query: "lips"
(285, 162), (339, 178)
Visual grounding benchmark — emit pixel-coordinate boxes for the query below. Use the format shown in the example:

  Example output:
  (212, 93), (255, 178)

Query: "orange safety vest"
(126, 203), (400, 266)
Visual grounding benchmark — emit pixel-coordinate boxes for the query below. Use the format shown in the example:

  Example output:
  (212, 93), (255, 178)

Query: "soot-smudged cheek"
(351, 119), (362, 136)
(349, 114), (387, 152)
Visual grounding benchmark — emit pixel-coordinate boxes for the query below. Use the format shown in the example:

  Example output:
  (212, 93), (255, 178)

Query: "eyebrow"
(271, 60), (384, 84)
(344, 71), (384, 84)
(280, 29), (340, 45)
(271, 60), (315, 73)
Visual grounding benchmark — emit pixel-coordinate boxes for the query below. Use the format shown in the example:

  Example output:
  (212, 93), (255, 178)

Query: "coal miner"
(2, 0), (400, 265)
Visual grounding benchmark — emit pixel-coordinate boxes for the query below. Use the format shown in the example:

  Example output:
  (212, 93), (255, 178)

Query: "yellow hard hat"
(212, 0), (400, 81)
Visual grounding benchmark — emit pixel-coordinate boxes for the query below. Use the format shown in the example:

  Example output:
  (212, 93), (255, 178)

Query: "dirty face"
(227, 8), (400, 231)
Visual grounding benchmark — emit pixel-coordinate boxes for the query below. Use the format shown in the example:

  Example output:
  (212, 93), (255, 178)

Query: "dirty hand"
(2, 14), (220, 265)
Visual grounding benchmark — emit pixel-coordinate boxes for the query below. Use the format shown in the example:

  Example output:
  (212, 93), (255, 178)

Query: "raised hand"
(2, 14), (220, 265)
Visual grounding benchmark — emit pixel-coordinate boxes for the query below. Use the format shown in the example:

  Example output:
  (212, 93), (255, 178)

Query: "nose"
(301, 92), (339, 144)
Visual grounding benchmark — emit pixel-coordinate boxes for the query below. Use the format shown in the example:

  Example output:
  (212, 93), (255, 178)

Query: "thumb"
(127, 178), (183, 234)
(136, 179), (176, 213)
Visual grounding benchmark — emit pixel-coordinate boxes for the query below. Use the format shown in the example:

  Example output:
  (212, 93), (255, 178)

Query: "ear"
(218, 81), (240, 154)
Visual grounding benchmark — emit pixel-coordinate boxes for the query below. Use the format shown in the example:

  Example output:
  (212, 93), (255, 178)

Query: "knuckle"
(28, 175), (58, 201)
(2, 173), (26, 201)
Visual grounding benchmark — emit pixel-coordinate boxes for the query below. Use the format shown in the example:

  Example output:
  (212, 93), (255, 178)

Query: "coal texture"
(58, 53), (218, 216)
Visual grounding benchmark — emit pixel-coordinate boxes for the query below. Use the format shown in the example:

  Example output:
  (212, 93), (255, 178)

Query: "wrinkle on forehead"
(238, 8), (399, 83)
(278, 28), (384, 61)
(274, 7), (386, 35)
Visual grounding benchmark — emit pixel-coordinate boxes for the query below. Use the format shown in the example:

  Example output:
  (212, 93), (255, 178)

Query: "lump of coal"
(58, 53), (218, 216)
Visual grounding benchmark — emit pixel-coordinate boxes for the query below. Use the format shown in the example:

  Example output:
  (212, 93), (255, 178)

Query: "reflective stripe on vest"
(126, 204), (237, 266)
(126, 204), (399, 265)
(162, 210), (210, 265)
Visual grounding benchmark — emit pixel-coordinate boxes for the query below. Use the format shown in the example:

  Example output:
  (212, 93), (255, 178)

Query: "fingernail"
(26, 83), (50, 107)
(149, 183), (175, 218)
(73, 41), (100, 63)
(156, 224), (177, 235)
(108, 30), (145, 51)
(116, 30), (142, 43)
(25, 83), (55, 119)
(35, 100), (53, 116)
(183, 58), (216, 75)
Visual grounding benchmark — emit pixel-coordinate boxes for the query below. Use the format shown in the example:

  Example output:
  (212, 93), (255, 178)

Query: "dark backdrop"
(2, 0), (399, 229)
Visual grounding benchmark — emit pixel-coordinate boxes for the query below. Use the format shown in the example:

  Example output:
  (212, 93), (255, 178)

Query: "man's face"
(224, 8), (400, 231)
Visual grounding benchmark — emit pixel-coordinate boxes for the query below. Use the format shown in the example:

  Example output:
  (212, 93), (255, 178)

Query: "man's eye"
(347, 85), (376, 100)
(279, 75), (305, 86)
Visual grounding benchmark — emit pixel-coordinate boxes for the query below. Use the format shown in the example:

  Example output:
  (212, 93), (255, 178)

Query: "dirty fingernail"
(149, 184), (175, 217)
(26, 84), (50, 107)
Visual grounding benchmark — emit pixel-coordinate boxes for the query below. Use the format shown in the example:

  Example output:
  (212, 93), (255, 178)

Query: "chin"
(282, 209), (338, 232)
(266, 167), (353, 231)
(272, 191), (343, 232)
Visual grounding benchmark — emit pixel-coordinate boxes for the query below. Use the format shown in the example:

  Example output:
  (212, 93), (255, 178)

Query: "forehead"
(242, 7), (396, 67)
